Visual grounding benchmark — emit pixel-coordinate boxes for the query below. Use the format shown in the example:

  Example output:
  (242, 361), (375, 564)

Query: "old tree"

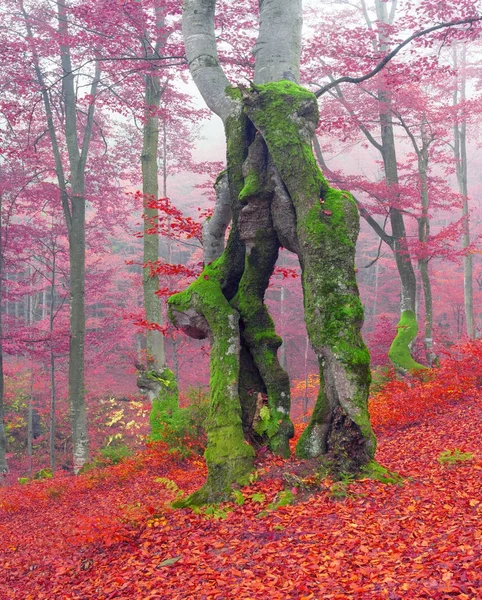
(168, 0), (377, 505)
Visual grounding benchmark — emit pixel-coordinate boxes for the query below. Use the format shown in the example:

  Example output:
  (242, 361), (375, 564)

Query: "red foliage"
(2, 342), (482, 598)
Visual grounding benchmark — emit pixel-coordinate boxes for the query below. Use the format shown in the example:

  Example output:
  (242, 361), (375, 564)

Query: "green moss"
(147, 367), (179, 442)
(169, 251), (255, 505)
(230, 224), (294, 457)
(244, 81), (375, 467)
(360, 460), (404, 485)
(225, 88), (250, 202)
(238, 171), (261, 203)
(296, 366), (329, 459)
(242, 81), (329, 202)
(225, 86), (243, 101)
(214, 169), (227, 186)
(252, 329), (282, 346)
(388, 310), (426, 372)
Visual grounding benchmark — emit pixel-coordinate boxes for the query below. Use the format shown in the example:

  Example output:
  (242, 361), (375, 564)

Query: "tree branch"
(182, 0), (238, 122)
(314, 16), (482, 98)
(313, 135), (393, 247)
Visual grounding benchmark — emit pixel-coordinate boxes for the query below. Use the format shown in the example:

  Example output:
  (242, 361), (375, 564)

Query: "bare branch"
(314, 16), (482, 98)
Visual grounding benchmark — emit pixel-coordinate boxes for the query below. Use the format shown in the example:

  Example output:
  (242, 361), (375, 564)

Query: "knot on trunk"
(169, 307), (209, 340)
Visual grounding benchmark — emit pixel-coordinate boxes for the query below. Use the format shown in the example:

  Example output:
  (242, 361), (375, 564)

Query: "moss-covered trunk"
(231, 133), (294, 457)
(168, 82), (377, 503)
(167, 80), (381, 503)
(167, 106), (254, 504)
(168, 256), (255, 506)
(244, 82), (376, 471)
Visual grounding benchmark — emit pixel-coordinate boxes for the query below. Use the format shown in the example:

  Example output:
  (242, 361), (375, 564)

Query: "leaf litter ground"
(2, 346), (482, 599)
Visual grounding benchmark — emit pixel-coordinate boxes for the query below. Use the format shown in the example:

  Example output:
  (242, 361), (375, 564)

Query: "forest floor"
(1, 346), (482, 599)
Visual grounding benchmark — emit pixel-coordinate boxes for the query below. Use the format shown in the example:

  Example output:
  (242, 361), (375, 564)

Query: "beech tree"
(453, 43), (474, 338)
(304, 0), (482, 371)
(0, 189), (7, 474)
(136, 5), (181, 427)
(167, 0), (377, 505)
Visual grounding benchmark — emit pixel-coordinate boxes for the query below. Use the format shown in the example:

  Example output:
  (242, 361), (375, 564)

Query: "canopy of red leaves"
(2, 341), (482, 599)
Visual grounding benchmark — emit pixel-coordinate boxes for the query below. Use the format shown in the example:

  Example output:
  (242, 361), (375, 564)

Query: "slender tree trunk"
(23, 0), (98, 472)
(58, 1), (101, 472)
(417, 141), (436, 366)
(0, 193), (7, 474)
(278, 254), (287, 370)
(161, 118), (181, 380)
(27, 375), (33, 474)
(68, 194), (88, 471)
(373, 259), (380, 317)
(49, 248), (57, 472)
(453, 44), (474, 338)
(142, 73), (166, 371)
(137, 21), (179, 433)
(303, 334), (310, 420)
(314, 0), (420, 372)
(374, 0), (421, 372)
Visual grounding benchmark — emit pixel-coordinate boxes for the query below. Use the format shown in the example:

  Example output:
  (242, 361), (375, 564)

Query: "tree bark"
(253, 0), (302, 85)
(136, 12), (179, 433)
(244, 83), (375, 469)
(0, 192), (7, 474)
(49, 245), (57, 472)
(202, 172), (232, 264)
(453, 44), (474, 338)
(374, 0), (419, 371)
(396, 113), (435, 369)
(142, 72), (167, 371)
(58, 0), (101, 472)
(417, 141), (436, 366)
(170, 0), (378, 503)
(22, 0), (95, 472)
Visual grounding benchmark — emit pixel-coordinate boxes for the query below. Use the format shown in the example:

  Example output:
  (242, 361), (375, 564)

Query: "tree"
(15, 0), (103, 472)
(167, 0), (376, 506)
(453, 42), (474, 338)
(0, 188), (8, 474)
(313, 0), (422, 372)
(136, 5), (180, 425)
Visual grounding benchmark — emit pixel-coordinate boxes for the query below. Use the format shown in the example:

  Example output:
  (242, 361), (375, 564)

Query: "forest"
(2, 0), (482, 597)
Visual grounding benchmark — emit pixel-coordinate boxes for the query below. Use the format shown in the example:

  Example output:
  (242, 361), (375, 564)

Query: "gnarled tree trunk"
(169, 0), (376, 504)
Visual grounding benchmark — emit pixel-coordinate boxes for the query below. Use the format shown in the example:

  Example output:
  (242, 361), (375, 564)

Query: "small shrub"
(250, 492), (265, 504)
(254, 405), (280, 438)
(329, 472), (355, 501)
(231, 490), (245, 506)
(33, 468), (53, 480)
(191, 504), (233, 520)
(98, 444), (133, 466)
(267, 490), (295, 510)
(438, 449), (474, 465)
(152, 387), (209, 458)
